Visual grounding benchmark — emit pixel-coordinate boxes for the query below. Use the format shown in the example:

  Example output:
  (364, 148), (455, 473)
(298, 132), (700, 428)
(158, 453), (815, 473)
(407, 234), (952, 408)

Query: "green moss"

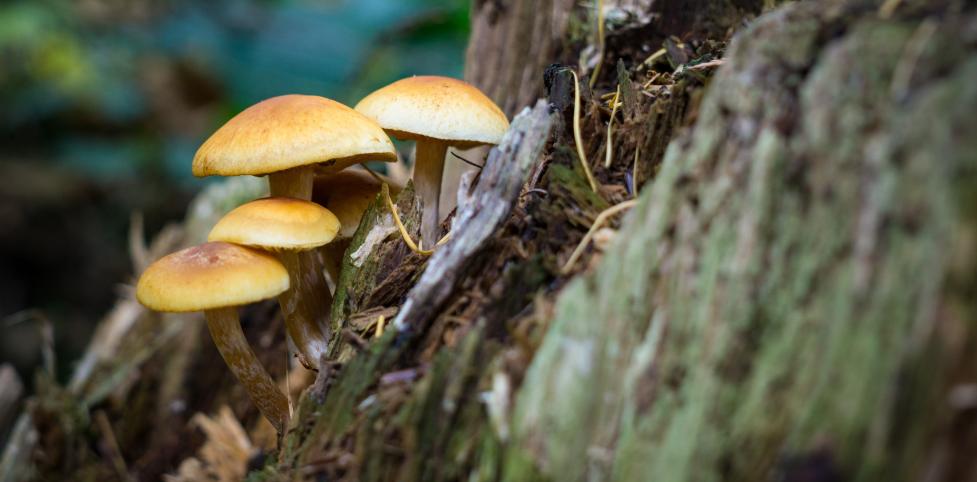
(510, 3), (977, 481)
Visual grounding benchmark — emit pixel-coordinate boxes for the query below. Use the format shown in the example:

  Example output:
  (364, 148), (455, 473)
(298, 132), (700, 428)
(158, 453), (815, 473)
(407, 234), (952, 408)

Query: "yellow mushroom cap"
(136, 242), (289, 313)
(312, 169), (400, 239)
(208, 197), (340, 251)
(354, 76), (509, 147)
(192, 95), (397, 177)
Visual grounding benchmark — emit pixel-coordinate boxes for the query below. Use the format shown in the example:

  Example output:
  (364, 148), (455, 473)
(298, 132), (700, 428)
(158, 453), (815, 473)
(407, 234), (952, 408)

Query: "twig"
(604, 85), (621, 168)
(642, 72), (662, 89)
(568, 69), (600, 193)
(640, 48), (667, 70)
(561, 200), (638, 274)
(451, 151), (484, 169)
(676, 59), (725, 74)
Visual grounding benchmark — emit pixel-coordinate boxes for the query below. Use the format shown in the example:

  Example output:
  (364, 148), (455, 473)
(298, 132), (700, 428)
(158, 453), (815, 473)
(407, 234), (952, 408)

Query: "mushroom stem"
(276, 250), (331, 369)
(269, 166), (314, 200)
(204, 307), (289, 434)
(413, 140), (448, 248)
(268, 165), (332, 369)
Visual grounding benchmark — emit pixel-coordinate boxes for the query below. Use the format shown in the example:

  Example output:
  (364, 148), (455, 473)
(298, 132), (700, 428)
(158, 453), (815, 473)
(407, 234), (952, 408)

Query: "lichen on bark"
(511, 2), (977, 481)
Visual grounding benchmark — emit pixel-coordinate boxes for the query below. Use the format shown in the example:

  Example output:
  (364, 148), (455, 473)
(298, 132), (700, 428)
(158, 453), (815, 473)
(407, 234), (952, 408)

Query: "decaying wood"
(394, 101), (555, 336)
(513, 2), (977, 480)
(4, 1), (976, 481)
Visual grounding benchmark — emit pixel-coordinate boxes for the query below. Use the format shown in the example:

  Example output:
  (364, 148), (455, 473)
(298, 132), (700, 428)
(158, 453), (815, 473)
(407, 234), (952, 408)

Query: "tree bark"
(4, 1), (976, 481)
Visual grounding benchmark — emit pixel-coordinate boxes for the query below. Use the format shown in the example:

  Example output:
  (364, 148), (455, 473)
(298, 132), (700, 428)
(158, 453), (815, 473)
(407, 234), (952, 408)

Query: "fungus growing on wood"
(355, 76), (509, 248)
(136, 242), (290, 434)
(208, 197), (340, 370)
(192, 94), (397, 201)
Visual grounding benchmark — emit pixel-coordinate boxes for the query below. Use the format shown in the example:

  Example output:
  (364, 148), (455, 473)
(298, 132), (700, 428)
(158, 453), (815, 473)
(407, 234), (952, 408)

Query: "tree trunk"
(3, 1), (976, 481)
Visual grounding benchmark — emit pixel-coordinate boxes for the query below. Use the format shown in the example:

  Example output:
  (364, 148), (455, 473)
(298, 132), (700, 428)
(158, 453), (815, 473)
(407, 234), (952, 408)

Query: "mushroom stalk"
(413, 140), (448, 248)
(276, 250), (331, 369)
(268, 166), (314, 200)
(268, 166), (332, 369)
(204, 307), (289, 434)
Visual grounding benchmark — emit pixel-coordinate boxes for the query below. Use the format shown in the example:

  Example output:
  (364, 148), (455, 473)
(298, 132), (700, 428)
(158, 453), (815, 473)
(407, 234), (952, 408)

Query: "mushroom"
(192, 95), (396, 368)
(208, 197), (339, 370)
(136, 242), (291, 434)
(192, 94), (397, 200)
(354, 76), (509, 248)
(311, 167), (401, 282)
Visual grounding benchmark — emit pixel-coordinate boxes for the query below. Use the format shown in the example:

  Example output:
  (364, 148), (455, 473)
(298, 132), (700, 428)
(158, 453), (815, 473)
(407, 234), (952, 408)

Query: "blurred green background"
(0, 0), (470, 385)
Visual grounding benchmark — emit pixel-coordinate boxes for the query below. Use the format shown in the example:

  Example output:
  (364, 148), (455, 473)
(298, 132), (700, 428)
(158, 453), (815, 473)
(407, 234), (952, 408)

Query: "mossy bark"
(5, 1), (976, 481)
(512, 2), (977, 481)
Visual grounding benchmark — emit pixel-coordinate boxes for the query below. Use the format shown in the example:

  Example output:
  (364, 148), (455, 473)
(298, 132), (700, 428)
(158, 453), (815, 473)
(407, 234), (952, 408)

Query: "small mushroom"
(355, 76), (509, 248)
(192, 94), (397, 200)
(208, 197), (340, 370)
(311, 167), (401, 282)
(136, 242), (290, 433)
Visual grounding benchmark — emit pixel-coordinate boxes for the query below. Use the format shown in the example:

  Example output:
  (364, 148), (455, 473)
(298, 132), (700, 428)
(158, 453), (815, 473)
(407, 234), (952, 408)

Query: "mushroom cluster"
(135, 79), (506, 435)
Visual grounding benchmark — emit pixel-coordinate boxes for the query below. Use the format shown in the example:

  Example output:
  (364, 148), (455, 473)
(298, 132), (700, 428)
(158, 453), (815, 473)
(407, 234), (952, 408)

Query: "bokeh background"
(0, 0), (469, 386)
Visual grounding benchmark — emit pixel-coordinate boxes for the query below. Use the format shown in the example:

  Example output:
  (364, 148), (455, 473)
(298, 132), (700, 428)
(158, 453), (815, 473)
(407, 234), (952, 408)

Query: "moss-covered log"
(513, 2), (977, 480)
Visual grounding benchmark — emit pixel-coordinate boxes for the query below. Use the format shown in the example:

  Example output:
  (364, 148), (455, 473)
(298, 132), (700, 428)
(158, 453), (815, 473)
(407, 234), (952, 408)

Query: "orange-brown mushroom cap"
(208, 197), (340, 251)
(354, 76), (509, 147)
(192, 94), (397, 177)
(136, 242), (289, 313)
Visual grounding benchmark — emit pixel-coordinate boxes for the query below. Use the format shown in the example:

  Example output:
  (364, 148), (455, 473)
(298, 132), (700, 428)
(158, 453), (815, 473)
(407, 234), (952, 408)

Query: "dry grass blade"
(380, 182), (451, 255)
(363, 164), (450, 255)
(382, 183), (433, 255)
(375, 315), (386, 337)
(561, 200), (638, 274)
(569, 69), (599, 193)
(640, 48), (667, 70)
(604, 85), (621, 168)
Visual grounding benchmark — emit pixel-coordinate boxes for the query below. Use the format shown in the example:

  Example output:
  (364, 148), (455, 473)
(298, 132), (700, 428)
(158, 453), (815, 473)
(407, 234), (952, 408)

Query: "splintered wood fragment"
(393, 101), (555, 333)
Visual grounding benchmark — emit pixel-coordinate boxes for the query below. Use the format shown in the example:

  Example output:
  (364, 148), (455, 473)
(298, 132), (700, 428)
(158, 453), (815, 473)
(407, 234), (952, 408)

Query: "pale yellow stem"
(205, 307), (289, 434)
(277, 250), (331, 370)
(414, 140), (448, 248)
